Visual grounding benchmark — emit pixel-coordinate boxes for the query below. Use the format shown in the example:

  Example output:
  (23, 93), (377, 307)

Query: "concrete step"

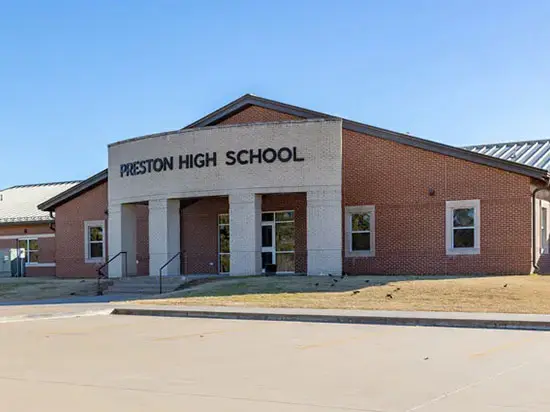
(104, 276), (183, 295)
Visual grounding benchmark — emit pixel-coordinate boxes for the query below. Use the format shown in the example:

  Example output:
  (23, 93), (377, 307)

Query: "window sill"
(25, 263), (56, 268)
(85, 258), (105, 264)
(346, 250), (375, 258)
(446, 248), (480, 256)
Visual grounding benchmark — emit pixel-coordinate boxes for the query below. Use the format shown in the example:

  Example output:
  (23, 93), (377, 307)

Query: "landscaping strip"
(111, 306), (550, 331)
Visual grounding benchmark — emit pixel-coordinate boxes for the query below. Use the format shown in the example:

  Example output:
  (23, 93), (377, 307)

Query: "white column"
(149, 199), (180, 276)
(107, 203), (137, 278)
(307, 189), (342, 275)
(229, 192), (261, 276)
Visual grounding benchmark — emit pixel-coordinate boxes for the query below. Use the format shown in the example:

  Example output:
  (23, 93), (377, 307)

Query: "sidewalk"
(112, 304), (550, 331)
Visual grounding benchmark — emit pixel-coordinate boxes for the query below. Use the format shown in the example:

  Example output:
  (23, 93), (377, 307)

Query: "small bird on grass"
(352, 290), (360, 295)
(386, 293), (393, 299)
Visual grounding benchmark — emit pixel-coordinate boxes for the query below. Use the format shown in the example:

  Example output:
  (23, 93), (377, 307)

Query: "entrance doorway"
(217, 210), (296, 274)
(261, 211), (295, 273)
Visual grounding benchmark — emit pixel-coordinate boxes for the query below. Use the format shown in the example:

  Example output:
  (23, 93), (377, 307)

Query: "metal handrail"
(96, 251), (127, 296)
(159, 251), (182, 294)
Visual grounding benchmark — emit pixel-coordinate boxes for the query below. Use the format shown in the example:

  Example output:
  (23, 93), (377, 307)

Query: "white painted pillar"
(107, 203), (137, 278)
(229, 192), (261, 276)
(149, 199), (180, 276)
(307, 189), (342, 275)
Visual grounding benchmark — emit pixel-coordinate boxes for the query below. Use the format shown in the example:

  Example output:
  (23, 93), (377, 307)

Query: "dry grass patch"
(138, 275), (550, 314)
(0, 277), (98, 301)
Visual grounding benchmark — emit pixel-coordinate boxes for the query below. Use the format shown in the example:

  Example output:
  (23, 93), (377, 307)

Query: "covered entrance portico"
(108, 189), (341, 277)
(107, 118), (343, 278)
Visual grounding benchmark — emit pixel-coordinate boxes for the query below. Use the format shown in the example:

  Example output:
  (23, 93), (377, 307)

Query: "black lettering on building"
(139, 160), (146, 175)
(249, 148), (261, 164)
(262, 148), (277, 163)
(163, 156), (174, 171)
(179, 154), (190, 169)
(120, 164), (128, 177)
(278, 147), (292, 162)
(205, 152), (217, 167)
(292, 146), (304, 162)
(237, 149), (249, 165)
(195, 153), (205, 168)
(153, 158), (164, 172)
(225, 151), (236, 165)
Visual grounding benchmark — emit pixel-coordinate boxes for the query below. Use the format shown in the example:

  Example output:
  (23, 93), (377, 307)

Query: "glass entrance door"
(261, 221), (275, 271)
(261, 211), (295, 273)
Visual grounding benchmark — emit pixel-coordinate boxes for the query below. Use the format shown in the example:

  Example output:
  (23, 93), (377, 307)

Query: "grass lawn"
(137, 275), (550, 314)
(0, 277), (98, 301)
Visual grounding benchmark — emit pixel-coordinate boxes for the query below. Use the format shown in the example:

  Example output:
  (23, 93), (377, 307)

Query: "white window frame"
(17, 237), (39, 265)
(445, 200), (480, 255)
(262, 210), (296, 274)
(540, 201), (549, 254)
(345, 205), (375, 257)
(84, 220), (105, 263)
(218, 214), (230, 274)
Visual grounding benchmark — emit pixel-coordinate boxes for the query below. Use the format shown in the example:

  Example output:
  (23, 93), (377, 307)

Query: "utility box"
(10, 248), (26, 277)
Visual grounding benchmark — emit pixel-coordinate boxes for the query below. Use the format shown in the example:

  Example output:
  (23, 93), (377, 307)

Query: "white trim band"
(0, 233), (55, 240)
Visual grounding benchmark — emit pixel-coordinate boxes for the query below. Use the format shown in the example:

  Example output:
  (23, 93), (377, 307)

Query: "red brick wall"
(217, 105), (300, 125)
(342, 129), (533, 275)
(55, 183), (108, 278)
(0, 223), (56, 276)
(54, 182), (149, 278)
(181, 197), (228, 274)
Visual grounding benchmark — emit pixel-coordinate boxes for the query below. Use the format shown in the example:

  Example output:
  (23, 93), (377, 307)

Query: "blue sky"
(1, 0), (549, 187)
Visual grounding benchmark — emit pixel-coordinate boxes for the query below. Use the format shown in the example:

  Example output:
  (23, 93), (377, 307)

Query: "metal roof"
(465, 139), (550, 171)
(0, 181), (80, 224)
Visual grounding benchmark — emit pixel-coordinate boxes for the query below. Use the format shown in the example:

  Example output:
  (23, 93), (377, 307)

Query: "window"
(445, 200), (480, 255)
(345, 206), (375, 257)
(84, 220), (105, 263)
(218, 214), (230, 273)
(17, 238), (39, 264)
(542, 206), (548, 254)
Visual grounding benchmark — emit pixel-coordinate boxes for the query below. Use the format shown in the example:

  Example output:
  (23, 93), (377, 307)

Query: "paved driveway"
(0, 311), (549, 411)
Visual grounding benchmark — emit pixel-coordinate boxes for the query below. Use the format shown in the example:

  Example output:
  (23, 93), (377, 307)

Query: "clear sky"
(1, 0), (549, 187)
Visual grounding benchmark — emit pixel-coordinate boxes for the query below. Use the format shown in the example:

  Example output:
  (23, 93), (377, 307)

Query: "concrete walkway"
(112, 304), (550, 331)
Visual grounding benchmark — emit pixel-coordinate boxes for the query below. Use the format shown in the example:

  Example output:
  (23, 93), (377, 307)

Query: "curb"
(111, 307), (550, 331)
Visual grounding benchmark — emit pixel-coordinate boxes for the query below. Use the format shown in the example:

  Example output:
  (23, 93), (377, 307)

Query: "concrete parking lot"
(1, 309), (549, 411)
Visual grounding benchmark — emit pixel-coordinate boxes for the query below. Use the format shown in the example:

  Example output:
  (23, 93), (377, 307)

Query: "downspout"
(48, 211), (55, 232)
(532, 180), (550, 272)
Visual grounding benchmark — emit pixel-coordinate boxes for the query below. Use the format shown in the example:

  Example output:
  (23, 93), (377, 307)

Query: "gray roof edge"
(182, 94), (339, 129)
(38, 169), (108, 212)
